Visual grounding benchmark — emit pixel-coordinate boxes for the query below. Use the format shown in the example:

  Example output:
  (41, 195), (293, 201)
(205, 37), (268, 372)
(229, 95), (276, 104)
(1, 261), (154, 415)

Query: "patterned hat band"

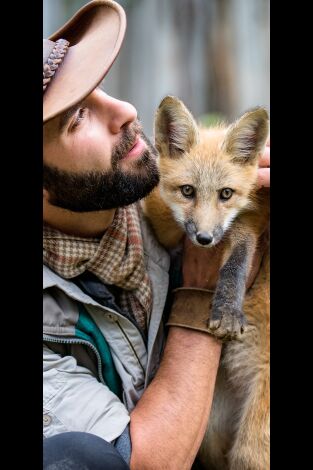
(43, 39), (70, 92)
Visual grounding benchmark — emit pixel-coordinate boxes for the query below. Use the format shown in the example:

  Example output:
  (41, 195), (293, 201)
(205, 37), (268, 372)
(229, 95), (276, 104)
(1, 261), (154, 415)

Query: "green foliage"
(198, 112), (226, 127)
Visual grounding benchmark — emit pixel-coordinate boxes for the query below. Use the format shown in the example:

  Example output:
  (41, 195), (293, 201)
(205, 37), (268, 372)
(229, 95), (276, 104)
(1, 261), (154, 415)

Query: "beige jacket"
(43, 216), (170, 442)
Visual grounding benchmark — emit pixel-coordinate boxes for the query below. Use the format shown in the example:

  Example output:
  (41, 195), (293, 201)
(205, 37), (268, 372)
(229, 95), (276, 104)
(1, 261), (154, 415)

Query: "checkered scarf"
(43, 204), (152, 334)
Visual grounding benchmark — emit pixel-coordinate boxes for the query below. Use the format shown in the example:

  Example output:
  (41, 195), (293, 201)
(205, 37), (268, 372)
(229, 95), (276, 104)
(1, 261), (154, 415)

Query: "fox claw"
(208, 307), (247, 341)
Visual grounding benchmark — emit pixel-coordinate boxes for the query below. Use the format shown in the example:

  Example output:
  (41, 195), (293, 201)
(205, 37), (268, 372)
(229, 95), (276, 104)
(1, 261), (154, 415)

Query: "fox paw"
(208, 306), (247, 341)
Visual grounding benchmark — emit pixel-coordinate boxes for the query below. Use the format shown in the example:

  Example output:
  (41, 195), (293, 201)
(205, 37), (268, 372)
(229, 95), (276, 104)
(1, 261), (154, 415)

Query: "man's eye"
(71, 108), (87, 131)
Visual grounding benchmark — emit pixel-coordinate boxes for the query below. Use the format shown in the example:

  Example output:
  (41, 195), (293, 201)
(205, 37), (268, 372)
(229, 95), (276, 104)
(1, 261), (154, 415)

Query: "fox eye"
(180, 185), (195, 198)
(220, 188), (233, 200)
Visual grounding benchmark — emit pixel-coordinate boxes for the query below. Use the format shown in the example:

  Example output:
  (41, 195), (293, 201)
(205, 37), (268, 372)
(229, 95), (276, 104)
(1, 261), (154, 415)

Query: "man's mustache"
(112, 120), (143, 165)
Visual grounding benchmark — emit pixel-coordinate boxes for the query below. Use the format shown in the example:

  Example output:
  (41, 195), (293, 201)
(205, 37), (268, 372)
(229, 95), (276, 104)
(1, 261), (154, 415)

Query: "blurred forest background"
(43, 0), (270, 138)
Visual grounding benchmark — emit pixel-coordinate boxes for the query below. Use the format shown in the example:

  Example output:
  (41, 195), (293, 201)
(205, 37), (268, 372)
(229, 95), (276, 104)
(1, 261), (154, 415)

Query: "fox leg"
(209, 233), (256, 340)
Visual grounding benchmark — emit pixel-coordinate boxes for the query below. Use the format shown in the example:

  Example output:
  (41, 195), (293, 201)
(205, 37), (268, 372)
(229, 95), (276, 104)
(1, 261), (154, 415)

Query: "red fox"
(142, 96), (270, 470)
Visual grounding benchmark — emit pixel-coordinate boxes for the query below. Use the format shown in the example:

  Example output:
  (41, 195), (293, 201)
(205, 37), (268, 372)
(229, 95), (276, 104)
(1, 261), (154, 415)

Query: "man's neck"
(43, 199), (116, 238)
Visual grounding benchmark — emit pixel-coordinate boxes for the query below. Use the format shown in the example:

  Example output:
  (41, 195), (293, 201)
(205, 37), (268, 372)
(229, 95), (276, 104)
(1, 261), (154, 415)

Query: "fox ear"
(154, 95), (199, 158)
(223, 107), (269, 164)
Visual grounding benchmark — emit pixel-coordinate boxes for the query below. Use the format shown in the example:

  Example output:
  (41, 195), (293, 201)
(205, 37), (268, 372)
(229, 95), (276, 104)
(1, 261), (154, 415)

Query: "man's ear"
(222, 107), (269, 164)
(154, 95), (199, 158)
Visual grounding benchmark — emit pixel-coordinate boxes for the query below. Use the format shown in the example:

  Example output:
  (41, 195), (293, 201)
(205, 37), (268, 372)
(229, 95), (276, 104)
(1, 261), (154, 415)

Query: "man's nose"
(93, 89), (137, 134)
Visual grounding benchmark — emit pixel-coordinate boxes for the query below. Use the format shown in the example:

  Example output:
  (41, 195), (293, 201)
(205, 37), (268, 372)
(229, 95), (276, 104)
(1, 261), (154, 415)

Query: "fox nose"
(196, 232), (213, 246)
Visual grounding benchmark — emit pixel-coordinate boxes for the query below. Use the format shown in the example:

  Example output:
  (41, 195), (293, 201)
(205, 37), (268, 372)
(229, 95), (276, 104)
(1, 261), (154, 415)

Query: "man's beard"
(43, 122), (160, 212)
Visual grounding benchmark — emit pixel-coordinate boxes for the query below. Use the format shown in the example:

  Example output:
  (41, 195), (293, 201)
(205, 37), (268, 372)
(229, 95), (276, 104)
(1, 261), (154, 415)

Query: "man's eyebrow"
(58, 101), (83, 133)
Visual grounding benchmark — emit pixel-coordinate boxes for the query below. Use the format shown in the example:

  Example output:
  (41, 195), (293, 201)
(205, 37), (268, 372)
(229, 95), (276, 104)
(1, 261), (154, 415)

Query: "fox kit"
(142, 96), (270, 470)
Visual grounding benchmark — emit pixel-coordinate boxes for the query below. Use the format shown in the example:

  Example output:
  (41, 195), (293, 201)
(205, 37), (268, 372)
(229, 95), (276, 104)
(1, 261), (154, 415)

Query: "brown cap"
(43, 0), (126, 123)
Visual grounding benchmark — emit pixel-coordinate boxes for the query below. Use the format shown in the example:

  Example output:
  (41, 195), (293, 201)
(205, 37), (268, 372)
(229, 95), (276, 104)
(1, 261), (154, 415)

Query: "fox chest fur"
(142, 96), (270, 470)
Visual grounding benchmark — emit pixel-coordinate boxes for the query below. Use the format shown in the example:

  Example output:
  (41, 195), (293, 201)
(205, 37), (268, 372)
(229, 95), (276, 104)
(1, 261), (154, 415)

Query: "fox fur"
(142, 96), (270, 470)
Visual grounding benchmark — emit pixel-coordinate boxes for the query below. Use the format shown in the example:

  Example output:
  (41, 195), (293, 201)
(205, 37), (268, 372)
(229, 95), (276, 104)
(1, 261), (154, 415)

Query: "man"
(43, 2), (270, 469)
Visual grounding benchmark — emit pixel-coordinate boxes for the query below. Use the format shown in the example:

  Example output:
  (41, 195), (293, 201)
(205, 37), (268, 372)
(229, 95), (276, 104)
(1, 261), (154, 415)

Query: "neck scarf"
(43, 204), (152, 334)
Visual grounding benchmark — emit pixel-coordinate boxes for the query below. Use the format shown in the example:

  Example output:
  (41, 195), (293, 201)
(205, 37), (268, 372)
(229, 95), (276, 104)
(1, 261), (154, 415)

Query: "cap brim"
(43, 0), (126, 123)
